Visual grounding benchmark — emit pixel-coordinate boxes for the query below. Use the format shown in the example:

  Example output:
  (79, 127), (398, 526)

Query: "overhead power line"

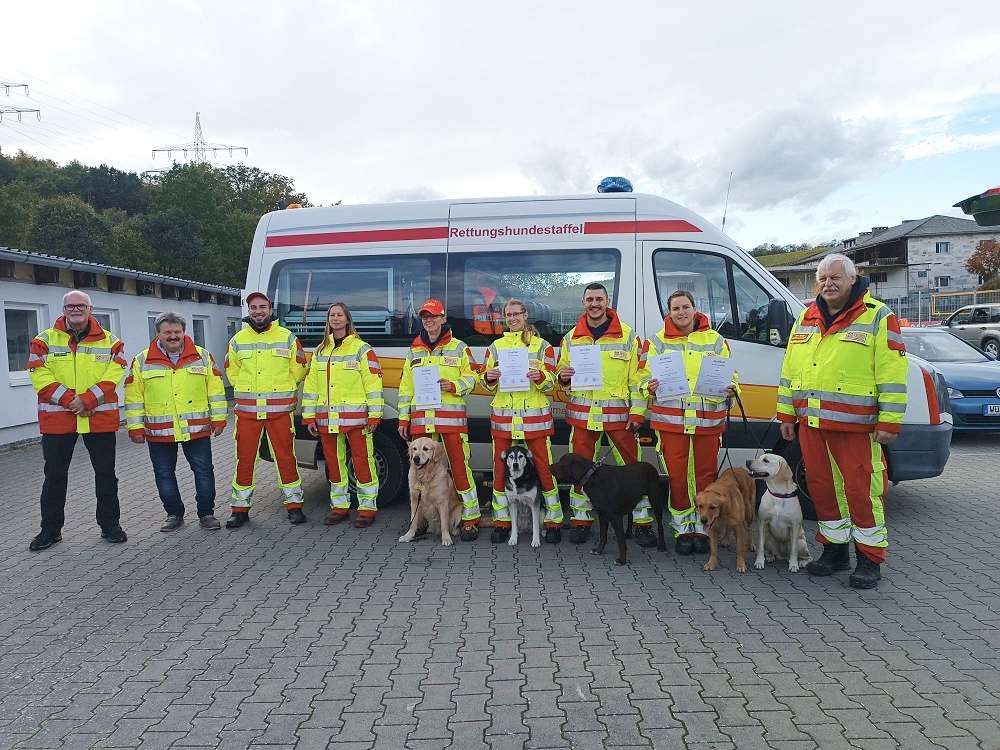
(151, 112), (247, 165)
(0, 82), (41, 155)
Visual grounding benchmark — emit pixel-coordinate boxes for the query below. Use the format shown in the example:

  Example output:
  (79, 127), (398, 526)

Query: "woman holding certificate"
(640, 290), (738, 555)
(397, 299), (482, 540)
(302, 303), (384, 528)
(481, 299), (563, 544)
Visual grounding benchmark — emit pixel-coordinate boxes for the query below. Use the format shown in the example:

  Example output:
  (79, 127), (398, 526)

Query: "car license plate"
(984, 404), (1000, 416)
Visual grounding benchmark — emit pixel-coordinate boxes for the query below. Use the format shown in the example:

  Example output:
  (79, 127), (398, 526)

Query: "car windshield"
(902, 330), (992, 363)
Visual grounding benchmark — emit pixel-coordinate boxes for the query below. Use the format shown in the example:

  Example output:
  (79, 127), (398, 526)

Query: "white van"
(244, 189), (952, 516)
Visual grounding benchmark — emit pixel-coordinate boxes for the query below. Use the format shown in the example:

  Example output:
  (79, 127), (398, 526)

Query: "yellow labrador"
(398, 437), (463, 546)
(746, 453), (812, 572)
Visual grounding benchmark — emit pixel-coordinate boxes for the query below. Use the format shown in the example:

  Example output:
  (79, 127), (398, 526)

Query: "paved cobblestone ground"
(1, 429), (999, 749)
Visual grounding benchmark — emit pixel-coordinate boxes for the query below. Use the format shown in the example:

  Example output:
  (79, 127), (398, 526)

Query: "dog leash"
(578, 445), (616, 491)
(722, 391), (778, 467)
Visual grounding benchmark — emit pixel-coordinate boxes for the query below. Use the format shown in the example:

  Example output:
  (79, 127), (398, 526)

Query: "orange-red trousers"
(568, 427), (639, 527)
(232, 413), (302, 510)
(657, 431), (720, 537)
(319, 429), (375, 485)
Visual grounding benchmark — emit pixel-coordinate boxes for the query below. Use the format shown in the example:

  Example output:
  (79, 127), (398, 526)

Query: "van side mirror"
(767, 298), (794, 347)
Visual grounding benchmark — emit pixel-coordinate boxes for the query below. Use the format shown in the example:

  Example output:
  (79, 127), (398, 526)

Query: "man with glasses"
(27, 290), (129, 550)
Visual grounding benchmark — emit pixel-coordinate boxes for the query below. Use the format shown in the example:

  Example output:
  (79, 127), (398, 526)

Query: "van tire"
(345, 427), (409, 508)
(774, 439), (817, 521)
(982, 337), (999, 358)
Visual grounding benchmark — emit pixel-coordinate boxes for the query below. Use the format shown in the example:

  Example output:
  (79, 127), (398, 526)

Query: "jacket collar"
(413, 325), (453, 352)
(54, 315), (105, 342)
(572, 308), (624, 339)
(146, 336), (201, 367)
(662, 311), (710, 338)
(804, 279), (872, 334)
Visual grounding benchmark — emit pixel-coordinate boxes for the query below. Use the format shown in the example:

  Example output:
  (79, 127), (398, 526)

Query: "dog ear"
(524, 449), (533, 460)
(501, 448), (509, 460)
(433, 441), (445, 462)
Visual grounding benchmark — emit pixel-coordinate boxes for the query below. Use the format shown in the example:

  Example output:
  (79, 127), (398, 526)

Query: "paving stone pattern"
(0, 430), (998, 749)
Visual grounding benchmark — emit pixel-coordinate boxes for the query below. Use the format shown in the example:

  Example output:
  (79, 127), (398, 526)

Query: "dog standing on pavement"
(746, 453), (812, 572)
(694, 467), (756, 573)
(549, 453), (667, 565)
(398, 437), (463, 546)
(502, 445), (544, 548)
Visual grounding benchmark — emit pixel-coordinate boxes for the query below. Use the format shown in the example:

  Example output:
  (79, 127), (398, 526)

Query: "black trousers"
(39, 432), (120, 532)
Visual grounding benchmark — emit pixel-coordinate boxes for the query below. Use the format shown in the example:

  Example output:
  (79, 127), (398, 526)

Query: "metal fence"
(875, 289), (1000, 325)
(930, 289), (1000, 317)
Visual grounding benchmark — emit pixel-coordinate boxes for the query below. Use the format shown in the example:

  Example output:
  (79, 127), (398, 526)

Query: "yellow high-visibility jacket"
(639, 313), (739, 435)
(398, 328), (477, 434)
(481, 331), (557, 440)
(124, 337), (228, 442)
(225, 320), (307, 419)
(555, 310), (645, 432)
(301, 334), (384, 433)
(778, 292), (908, 433)
(28, 316), (128, 434)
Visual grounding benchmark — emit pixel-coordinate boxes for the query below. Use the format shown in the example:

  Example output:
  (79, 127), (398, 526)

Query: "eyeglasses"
(505, 311), (526, 318)
(63, 304), (89, 311)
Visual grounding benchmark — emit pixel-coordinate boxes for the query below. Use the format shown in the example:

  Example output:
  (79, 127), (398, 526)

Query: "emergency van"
(243, 187), (952, 516)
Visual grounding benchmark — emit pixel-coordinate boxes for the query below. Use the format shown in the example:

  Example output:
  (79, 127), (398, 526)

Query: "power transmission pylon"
(0, 82), (41, 155)
(151, 112), (247, 164)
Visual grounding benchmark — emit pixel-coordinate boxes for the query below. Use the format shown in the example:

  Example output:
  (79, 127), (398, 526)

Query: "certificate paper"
(648, 352), (689, 399)
(498, 348), (530, 392)
(569, 345), (602, 390)
(691, 356), (736, 399)
(413, 365), (442, 408)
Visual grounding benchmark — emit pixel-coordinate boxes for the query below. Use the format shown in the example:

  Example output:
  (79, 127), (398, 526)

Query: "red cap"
(418, 299), (445, 317)
(245, 291), (272, 306)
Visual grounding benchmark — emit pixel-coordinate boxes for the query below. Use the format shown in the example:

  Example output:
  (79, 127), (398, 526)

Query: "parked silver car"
(942, 303), (1000, 357)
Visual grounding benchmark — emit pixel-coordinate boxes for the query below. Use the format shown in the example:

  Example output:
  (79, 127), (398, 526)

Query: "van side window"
(268, 255), (440, 347)
(652, 249), (776, 344)
(453, 249), (620, 347)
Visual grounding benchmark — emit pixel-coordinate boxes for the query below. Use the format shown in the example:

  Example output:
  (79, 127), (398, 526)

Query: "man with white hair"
(27, 290), (129, 550)
(777, 253), (907, 589)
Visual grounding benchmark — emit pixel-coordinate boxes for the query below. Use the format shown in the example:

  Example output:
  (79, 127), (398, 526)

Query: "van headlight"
(947, 386), (964, 399)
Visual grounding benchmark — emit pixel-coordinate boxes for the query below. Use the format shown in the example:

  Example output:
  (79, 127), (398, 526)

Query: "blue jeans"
(148, 437), (216, 517)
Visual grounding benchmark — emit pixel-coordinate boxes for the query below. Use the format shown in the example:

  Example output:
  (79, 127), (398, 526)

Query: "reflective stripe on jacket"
(301, 334), (384, 433)
(28, 316), (127, 434)
(555, 310), (645, 431)
(225, 322), (307, 418)
(124, 337), (228, 442)
(481, 332), (556, 439)
(398, 330), (477, 434)
(778, 292), (908, 433)
(639, 314), (738, 435)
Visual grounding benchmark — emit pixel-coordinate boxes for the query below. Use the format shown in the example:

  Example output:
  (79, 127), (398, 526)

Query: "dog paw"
(614, 559), (626, 566)
(398, 534), (413, 543)
(788, 562), (800, 573)
(736, 564), (748, 573)
(703, 561), (717, 571)
(531, 539), (541, 548)
(590, 548), (604, 556)
(754, 559), (765, 570)
(765, 554), (776, 563)
(507, 538), (517, 547)
(441, 537), (453, 546)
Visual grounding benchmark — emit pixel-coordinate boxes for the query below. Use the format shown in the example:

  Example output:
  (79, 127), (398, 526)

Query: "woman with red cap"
(640, 290), (738, 555)
(397, 300), (481, 540)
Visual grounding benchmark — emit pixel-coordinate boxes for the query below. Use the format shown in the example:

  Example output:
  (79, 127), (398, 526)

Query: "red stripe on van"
(266, 226), (449, 247)
(584, 220), (701, 234)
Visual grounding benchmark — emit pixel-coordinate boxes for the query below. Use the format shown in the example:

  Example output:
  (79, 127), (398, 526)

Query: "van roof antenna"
(721, 172), (733, 234)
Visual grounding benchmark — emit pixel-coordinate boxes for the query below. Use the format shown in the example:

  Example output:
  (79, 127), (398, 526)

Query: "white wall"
(2, 280), (241, 445)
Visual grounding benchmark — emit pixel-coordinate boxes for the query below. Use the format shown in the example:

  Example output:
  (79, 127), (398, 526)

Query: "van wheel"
(346, 428), (409, 507)
(774, 439), (817, 521)
(983, 338), (999, 358)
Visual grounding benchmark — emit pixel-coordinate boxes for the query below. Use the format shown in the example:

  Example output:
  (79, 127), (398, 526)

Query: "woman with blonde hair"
(302, 302), (384, 528)
(481, 298), (563, 544)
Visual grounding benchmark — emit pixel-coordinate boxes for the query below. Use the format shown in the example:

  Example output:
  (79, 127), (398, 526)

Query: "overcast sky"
(3, 0), (999, 249)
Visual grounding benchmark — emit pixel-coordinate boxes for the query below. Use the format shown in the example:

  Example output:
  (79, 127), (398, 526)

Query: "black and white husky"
(503, 445), (544, 548)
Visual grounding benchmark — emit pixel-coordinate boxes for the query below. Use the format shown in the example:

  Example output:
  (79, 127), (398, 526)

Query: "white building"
(1, 247), (242, 446)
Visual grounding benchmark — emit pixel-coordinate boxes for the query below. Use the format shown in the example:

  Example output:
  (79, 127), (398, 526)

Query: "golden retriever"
(398, 437), (463, 546)
(694, 467), (756, 573)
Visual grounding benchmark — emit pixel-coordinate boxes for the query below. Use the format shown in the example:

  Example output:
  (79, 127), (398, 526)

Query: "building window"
(868, 272), (888, 284)
(5, 305), (43, 385)
(191, 317), (208, 347)
(935, 276), (950, 288)
(227, 318), (241, 340)
(91, 309), (118, 336)
(935, 242), (950, 254)
(148, 314), (163, 342)
(917, 270), (927, 278)
(776, 277), (790, 287)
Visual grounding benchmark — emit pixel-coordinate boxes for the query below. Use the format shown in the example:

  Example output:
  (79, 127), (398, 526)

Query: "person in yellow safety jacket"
(124, 312), (228, 532)
(27, 289), (130, 551)
(302, 302), (385, 529)
(778, 254), (907, 590)
(224, 291), (308, 529)
(555, 282), (647, 546)
(481, 298), (563, 544)
(639, 290), (738, 556)
(397, 299), (482, 540)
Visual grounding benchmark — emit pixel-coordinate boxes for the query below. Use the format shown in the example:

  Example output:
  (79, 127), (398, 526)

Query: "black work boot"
(544, 528), (562, 544)
(806, 543), (850, 576)
(849, 552), (882, 589)
(568, 525), (591, 544)
(691, 536), (710, 554)
(633, 526), (657, 548)
(490, 527), (510, 544)
(226, 511), (249, 529)
(674, 535), (694, 555)
(287, 508), (307, 524)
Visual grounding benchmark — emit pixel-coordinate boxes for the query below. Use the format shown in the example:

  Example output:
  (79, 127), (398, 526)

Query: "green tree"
(28, 195), (112, 262)
(0, 182), (41, 248)
(107, 215), (156, 270)
(77, 164), (148, 214)
(223, 164), (308, 214)
(143, 209), (203, 276)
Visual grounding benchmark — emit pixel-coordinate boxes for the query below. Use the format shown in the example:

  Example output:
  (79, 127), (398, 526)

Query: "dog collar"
(579, 462), (601, 489)
(770, 489), (799, 499)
